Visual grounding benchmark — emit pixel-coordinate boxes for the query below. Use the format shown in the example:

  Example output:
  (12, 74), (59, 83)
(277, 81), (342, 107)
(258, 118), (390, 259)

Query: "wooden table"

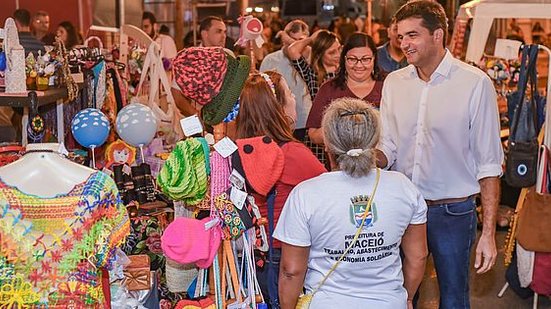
(0, 87), (70, 145)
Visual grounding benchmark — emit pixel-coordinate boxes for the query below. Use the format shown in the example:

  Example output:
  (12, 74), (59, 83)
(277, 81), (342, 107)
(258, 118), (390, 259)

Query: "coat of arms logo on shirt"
(349, 195), (377, 228)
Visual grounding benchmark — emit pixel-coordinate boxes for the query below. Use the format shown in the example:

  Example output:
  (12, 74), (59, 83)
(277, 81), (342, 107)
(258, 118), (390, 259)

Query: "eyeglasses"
(345, 56), (373, 66)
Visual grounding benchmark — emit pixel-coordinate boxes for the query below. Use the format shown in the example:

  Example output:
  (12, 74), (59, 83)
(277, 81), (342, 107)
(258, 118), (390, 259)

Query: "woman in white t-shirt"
(274, 97), (428, 309)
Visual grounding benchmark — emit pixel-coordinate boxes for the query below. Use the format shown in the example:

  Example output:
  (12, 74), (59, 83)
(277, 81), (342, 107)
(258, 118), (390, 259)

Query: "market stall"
(450, 0), (551, 63)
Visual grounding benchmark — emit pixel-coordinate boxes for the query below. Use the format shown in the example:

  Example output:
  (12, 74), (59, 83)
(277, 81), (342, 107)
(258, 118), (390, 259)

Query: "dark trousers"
(257, 248), (281, 309)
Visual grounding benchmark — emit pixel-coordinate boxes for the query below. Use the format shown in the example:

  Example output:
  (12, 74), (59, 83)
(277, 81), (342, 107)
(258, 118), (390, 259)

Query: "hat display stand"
(159, 46), (268, 308)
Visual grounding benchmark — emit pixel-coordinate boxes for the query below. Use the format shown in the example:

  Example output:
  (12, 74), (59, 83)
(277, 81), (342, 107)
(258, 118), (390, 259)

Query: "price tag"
(122, 164), (132, 175)
(230, 187), (248, 210)
(247, 195), (262, 218)
(230, 169), (246, 190)
(102, 167), (114, 177)
(213, 137), (238, 158)
(180, 114), (203, 137)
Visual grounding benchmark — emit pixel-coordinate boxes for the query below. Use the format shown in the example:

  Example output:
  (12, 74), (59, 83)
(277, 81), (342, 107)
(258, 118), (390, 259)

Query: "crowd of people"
(165, 1), (501, 308)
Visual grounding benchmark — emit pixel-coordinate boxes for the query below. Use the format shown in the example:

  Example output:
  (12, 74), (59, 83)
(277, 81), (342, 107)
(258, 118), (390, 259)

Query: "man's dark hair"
(199, 16), (223, 32)
(334, 32), (382, 90)
(159, 24), (170, 35)
(34, 11), (49, 19)
(14, 9), (31, 27)
(142, 11), (157, 24)
(394, 0), (448, 46)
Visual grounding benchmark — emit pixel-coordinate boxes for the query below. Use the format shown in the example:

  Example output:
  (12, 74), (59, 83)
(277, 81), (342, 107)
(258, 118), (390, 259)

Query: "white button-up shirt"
(379, 51), (504, 200)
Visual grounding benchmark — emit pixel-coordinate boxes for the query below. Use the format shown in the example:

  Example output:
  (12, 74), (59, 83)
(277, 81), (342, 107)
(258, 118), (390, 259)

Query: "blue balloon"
(71, 108), (110, 148)
(115, 103), (158, 147)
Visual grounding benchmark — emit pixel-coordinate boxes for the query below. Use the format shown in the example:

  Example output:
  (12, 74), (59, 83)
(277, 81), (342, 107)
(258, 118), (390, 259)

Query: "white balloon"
(115, 103), (158, 147)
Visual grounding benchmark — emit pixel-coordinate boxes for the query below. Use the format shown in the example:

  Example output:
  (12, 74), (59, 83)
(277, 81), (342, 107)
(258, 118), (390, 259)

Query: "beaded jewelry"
(30, 114), (44, 133)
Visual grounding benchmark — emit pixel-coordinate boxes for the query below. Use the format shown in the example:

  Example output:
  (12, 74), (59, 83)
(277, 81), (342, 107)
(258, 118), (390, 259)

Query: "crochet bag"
(3, 18), (26, 93)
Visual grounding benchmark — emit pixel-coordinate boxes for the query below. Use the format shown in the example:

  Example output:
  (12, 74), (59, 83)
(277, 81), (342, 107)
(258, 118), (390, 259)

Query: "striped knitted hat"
(173, 47), (227, 106)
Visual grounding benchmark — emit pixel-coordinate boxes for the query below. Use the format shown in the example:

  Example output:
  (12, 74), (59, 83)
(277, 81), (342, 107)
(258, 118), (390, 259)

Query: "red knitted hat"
(172, 47), (228, 106)
(232, 136), (284, 196)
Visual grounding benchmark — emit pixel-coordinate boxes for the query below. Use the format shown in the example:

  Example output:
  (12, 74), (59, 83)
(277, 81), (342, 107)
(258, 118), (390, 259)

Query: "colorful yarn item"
(209, 151), (231, 212)
(0, 172), (130, 307)
(157, 138), (209, 204)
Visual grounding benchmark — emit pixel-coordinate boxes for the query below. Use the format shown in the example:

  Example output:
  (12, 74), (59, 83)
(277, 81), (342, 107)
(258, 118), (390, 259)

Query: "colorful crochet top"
(0, 171), (130, 308)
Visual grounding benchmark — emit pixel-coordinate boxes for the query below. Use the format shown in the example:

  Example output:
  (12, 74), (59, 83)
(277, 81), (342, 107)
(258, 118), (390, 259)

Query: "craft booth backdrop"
(450, 0), (551, 63)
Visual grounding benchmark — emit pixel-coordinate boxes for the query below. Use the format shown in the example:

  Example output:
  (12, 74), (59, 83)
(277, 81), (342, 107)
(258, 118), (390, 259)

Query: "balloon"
(115, 103), (158, 147)
(71, 108), (110, 148)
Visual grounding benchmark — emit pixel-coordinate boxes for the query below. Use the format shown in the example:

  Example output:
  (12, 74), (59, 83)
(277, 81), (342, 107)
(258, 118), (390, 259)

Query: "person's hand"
(407, 299), (414, 309)
(277, 30), (294, 46)
(310, 29), (324, 42)
(474, 233), (497, 274)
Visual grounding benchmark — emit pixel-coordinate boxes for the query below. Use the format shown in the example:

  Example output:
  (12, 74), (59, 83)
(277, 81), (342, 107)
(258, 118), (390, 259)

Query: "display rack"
(0, 88), (71, 145)
(500, 43), (551, 309)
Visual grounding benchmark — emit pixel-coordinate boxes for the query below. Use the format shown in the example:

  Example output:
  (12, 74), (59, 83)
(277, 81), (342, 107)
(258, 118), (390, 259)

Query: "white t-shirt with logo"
(274, 169), (427, 309)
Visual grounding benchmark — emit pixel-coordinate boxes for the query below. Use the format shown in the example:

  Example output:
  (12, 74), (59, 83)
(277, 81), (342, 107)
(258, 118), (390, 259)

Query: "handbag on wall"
(505, 45), (541, 188)
(515, 187), (551, 252)
(3, 18), (26, 94)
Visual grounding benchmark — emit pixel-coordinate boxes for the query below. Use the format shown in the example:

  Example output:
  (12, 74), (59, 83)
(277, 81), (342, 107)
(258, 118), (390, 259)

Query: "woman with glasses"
(305, 32), (384, 145)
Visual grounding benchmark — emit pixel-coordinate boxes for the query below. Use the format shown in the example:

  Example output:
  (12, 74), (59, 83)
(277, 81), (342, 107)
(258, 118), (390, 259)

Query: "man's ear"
(434, 28), (444, 43)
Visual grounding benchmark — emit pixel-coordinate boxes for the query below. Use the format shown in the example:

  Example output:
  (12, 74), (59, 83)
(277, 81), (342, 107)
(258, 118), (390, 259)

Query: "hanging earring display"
(30, 114), (45, 133)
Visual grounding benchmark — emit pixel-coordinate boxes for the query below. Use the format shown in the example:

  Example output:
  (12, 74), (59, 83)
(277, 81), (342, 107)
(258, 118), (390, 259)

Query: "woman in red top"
(237, 72), (326, 308)
(306, 32), (384, 145)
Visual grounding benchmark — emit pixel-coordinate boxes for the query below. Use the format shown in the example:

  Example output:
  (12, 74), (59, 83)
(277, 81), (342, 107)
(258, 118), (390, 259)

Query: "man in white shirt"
(260, 20), (312, 140)
(142, 11), (177, 61)
(377, 1), (503, 308)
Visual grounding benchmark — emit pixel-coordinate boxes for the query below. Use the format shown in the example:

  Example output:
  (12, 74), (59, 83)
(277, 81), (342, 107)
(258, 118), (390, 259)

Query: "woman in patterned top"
(282, 30), (341, 100)
(281, 30), (341, 166)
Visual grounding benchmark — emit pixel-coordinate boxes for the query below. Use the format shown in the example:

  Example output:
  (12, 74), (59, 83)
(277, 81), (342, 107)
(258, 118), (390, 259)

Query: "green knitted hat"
(201, 53), (251, 126)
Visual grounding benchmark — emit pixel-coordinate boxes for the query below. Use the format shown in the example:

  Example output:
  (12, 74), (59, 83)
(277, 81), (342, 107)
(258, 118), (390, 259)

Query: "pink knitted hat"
(161, 217), (222, 269)
(172, 47), (228, 106)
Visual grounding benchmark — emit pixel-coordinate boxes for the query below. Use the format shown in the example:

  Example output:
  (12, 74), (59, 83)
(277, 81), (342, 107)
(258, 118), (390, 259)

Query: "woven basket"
(165, 258), (198, 293)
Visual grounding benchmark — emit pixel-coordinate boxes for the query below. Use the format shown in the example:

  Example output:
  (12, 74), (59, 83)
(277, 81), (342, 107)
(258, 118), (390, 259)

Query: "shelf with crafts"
(0, 84), (82, 145)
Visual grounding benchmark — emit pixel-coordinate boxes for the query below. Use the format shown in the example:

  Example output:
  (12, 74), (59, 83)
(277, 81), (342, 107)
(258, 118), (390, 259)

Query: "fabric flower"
(145, 232), (163, 254)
